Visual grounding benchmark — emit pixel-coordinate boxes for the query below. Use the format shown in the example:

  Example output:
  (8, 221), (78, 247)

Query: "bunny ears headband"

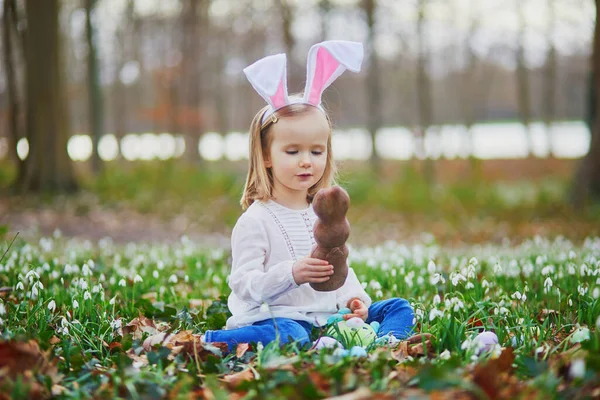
(243, 40), (364, 124)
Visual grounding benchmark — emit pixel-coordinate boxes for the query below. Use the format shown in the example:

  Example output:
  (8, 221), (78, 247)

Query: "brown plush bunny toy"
(309, 186), (350, 291)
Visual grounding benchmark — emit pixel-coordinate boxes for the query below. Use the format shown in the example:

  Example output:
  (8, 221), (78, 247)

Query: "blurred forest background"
(0, 0), (600, 245)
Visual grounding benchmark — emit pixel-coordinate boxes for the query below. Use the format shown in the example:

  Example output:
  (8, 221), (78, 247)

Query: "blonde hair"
(240, 103), (337, 209)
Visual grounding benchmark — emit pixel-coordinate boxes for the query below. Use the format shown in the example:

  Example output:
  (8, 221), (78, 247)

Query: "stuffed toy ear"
(243, 53), (289, 110)
(303, 41), (364, 106)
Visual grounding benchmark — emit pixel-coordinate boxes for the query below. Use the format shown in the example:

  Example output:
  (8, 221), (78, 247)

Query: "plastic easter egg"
(349, 346), (367, 358)
(313, 336), (344, 350)
(474, 331), (498, 354)
(326, 314), (345, 325)
(338, 308), (352, 315)
(345, 317), (364, 329)
(326, 320), (377, 347)
(369, 321), (380, 333)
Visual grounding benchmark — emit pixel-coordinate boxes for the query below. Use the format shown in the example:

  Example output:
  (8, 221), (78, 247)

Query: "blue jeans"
(204, 297), (414, 351)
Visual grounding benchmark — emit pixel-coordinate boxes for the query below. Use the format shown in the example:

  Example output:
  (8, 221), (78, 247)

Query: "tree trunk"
(516, 1), (534, 157)
(17, 0), (77, 192)
(459, 0), (478, 161)
(416, 0), (434, 184)
(275, 0), (298, 90)
(318, 0), (332, 41)
(2, 0), (22, 166)
(542, 0), (557, 158)
(85, 0), (104, 173)
(364, 0), (381, 171)
(571, 0), (600, 206)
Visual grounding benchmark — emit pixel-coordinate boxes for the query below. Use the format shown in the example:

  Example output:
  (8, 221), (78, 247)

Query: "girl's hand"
(292, 257), (334, 285)
(344, 298), (368, 321)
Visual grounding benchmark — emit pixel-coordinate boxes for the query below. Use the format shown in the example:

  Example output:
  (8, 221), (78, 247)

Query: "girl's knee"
(274, 318), (310, 345)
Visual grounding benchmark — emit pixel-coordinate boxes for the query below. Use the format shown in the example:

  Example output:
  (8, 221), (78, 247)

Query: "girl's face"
(265, 107), (330, 203)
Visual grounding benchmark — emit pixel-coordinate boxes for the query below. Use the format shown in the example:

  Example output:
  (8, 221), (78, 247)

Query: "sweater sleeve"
(335, 267), (372, 310)
(228, 214), (299, 306)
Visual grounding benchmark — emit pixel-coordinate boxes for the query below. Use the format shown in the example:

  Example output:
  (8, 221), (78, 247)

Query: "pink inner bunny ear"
(271, 79), (287, 109)
(303, 41), (364, 107)
(307, 48), (341, 106)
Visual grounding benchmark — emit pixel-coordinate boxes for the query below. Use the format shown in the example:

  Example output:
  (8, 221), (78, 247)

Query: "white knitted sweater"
(225, 199), (371, 329)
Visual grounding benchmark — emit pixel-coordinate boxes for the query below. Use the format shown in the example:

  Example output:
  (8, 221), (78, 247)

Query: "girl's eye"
(285, 150), (298, 155)
(311, 151), (323, 156)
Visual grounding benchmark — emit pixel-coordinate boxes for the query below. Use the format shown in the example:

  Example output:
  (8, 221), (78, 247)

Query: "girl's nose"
(299, 155), (311, 167)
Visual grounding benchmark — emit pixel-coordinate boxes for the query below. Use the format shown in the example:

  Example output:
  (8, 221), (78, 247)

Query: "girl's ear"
(264, 153), (272, 168)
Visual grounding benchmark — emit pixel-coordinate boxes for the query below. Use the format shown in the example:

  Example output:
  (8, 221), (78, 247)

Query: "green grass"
(0, 231), (599, 398)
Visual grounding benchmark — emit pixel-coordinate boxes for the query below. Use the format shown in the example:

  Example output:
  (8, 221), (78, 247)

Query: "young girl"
(203, 41), (414, 350)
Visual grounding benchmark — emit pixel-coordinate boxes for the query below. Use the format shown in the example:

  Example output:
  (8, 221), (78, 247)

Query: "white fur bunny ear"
(243, 53), (289, 111)
(303, 41), (363, 106)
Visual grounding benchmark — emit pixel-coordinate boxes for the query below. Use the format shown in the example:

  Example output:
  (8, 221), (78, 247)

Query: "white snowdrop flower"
(535, 345), (546, 355)
(100, 291), (105, 301)
(82, 263), (92, 276)
(51, 271), (60, 280)
(429, 309), (444, 321)
(568, 264), (576, 275)
(99, 273), (106, 282)
(522, 293), (527, 301)
(417, 276), (424, 285)
(578, 285), (587, 296)
(153, 270), (159, 279)
(134, 274), (143, 283)
(569, 250), (576, 260)
(570, 359), (586, 379)
(414, 308), (424, 320)
(157, 261), (165, 270)
(168, 274), (178, 284)
(369, 280), (382, 290)
(511, 291), (522, 300)
(118, 279), (126, 287)
(0, 317), (4, 326)
(109, 296), (117, 305)
(451, 272), (466, 286)
(36, 281), (44, 290)
(593, 287), (600, 299)
(541, 265), (554, 276)
(461, 338), (473, 351)
(544, 277), (553, 289)
(260, 303), (270, 313)
(580, 264), (589, 277)
(159, 286), (166, 295)
(80, 280), (88, 290)
(92, 284), (102, 294)
(48, 300), (56, 312)
(571, 327), (590, 343)
(427, 260), (436, 274)
(25, 270), (40, 283)
(376, 290), (383, 298)
(468, 257), (478, 266)
(439, 349), (451, 360)
(83, 291), (91, 300)
(493, 263), (503, 274)
(494, 307), (509, 315)
(433, 294), (441, 305)
(453, 300), (465, 312)
(568, 298), (573, 307)
(391, 269), (397, 277)
(361, 282), (367, 289)
(482, 279), (490, 288)
(0, 303), (5, 315)
(110, 318), (122, 330)
(465, 282), (475, 290)
(73, 299), (79, 309)
(31, 286), (39, 298)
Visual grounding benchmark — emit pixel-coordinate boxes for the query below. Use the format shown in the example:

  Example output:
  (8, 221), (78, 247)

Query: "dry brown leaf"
(220, 368), (255, 389)
(235, 343), (250, 358)
(326, 387), (373, 400)
(0, 340), (59, 379)
(125, 347), (149, 368)
(472, 347), (516, 400)
(49, 336), (61, 345)
(308, 370), (331, 394)
(123, 313), (167, 340)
